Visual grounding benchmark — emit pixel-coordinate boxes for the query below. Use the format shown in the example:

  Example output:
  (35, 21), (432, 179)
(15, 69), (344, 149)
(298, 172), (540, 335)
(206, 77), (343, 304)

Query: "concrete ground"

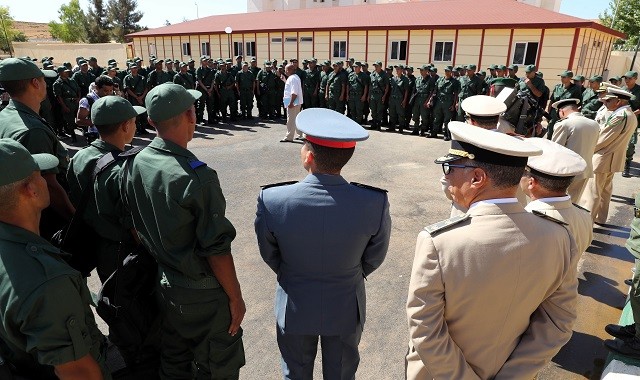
(61, 114), (639, 379)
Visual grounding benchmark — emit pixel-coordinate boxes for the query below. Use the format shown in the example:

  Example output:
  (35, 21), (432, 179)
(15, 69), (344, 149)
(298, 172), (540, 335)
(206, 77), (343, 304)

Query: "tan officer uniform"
(580, 87), (639, 223)
(550, 98), (600, 203)
(407, 124), (578, 380)
(524, 137), (593, 255)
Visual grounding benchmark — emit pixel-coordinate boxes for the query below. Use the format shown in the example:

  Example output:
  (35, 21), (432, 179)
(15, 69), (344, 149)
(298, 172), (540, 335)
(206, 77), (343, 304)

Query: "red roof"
(128, 0), (625, 39)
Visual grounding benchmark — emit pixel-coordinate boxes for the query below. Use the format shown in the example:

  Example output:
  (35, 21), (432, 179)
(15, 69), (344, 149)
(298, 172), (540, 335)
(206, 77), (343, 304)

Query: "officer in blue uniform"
(255, 108), (392, 380)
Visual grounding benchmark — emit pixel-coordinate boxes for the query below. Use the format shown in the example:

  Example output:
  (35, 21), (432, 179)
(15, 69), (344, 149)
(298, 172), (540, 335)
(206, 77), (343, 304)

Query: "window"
(390, 41), (407, 61)
(201, 42), (210, 57)
(300, 37), (313, 43)
(148, 43), (156, 57)
(285, 37), (297, 43)
(233, 41), (243, 56)
(271, 37), (282, 43)
(333, 40), (347, 58)
(512, 42), (539, 65)
(246, 41), (256, 57)
(433, 41), (453, 62)
(182, 42), (191, 56)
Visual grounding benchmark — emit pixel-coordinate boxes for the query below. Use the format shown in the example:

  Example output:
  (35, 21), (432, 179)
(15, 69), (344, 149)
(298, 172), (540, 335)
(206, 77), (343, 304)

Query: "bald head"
(285, 64), (295, 76)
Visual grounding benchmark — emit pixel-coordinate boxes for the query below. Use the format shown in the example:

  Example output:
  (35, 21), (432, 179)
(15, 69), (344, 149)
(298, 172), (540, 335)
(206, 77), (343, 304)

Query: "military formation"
(0, 50), (640, 380)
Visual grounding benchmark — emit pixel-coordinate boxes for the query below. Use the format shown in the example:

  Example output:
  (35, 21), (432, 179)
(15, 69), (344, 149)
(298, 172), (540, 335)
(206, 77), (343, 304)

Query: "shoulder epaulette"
(424, 214), (470, 235)
(119, 146), (144, 158)
(572, 203), (590, 212)
(260, 181), (297, 190)
(188, 158), (207, 170)
(532, 209), (569, 225)
(350, 182), (388, 193)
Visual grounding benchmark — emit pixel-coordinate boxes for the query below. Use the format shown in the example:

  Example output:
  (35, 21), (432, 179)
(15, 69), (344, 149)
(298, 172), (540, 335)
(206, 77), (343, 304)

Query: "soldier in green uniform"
(0, 139), (110, 380)
(303, 58), (321, 109)
(174, 62), (196, 90)
(368, 61), (389, 130)
(88, 56), (103, 78)
(507, 64), (519, 81)
(54, 66), (82, 143)
(72, 60), (96, 97)
(456, 64), (483, 122)
(257, 61), (278, 119)
(347, 62), (369, 124)
(495, 65), (507, 80)
(326, 61), (347, 114)
(292, 58), (306, 89)
(319, 60), (332, 109)
(39, 61), (57, 134)
(405, 66), (416, 125)
(275, 64), (287, 118)
(383, 65), (394, 126)
(518, 64), (545, 102)
(573, 75), (586, 95)
(216, 61), (238, 121)
(105, 65), (123, 97)
(125, 84), (246, 379)
(147, 59), (171, 91)
(362, 62), (371, 123)
(165, 59), (177, 80)
(546, 70), (582, 138)
(187, 59), (197, 79)
(486, 64), (497, 86)
(431, 66), (460, 140)
(622, 70), (640, 177)
(249, 58), (262, 116)
(411, 65), (436, 136)
(0, 58), (74, 240)
(388, 65), (410, 133)
(581, 75), (603, 120)
(123, 62), (149, 135)
(196, 57), (214, 125)
(236, 62), (257, 119)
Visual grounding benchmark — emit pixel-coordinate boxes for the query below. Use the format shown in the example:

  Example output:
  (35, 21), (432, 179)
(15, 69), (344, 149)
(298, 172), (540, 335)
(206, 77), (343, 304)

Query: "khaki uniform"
(124, 137), (244, 379)
(551, 112), (600, 202)
(580, 105), (638, 223)
(406, 202), (578, 380)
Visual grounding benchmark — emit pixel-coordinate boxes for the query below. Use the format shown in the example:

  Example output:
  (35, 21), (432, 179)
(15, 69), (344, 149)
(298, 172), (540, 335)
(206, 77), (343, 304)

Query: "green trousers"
(388, 96), (406, 127)
(303, 89), (319, 108)
(327, 93), (345, 114)
(219, 90), (235, 118)
(412, 95), (432, 132)
(348, 91), (364, 121)
(157, 279), (245, 380)
(631, 259), (640, 338)
(239, 89), (254, 116)
(369, 94), (384, 124)
(433, 101), (454, 134)
(626, 127), (638, 164)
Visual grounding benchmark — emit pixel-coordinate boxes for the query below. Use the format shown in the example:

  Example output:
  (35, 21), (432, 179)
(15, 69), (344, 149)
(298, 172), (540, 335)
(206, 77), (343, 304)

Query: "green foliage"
(600, 0), (640, 47)
(107, 0), (143, 43)
(87, 0), (111, 43)
(0, 6), (29, 54)
(49, 0), (88, 43)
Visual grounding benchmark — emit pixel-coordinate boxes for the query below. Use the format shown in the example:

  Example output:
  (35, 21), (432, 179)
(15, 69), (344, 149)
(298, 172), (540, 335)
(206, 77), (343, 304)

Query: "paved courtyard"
(64, 115), (639, 379)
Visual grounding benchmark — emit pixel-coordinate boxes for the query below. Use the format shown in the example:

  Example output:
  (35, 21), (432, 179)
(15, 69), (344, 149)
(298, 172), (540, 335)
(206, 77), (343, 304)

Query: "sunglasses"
(441, 163), (478, 175)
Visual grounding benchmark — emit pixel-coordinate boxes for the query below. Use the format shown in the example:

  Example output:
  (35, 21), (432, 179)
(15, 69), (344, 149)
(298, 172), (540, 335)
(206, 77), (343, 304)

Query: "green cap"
(623, 70), (638, 78)
(323, 60), (331, 65)
(145, 83), (202, 122)
(0, 58), (57, 81)
(406, 66), (413, 71)
(558, 70), (573, 78)
(56, 66), (70, 74)
(78, 59), (88, 65)
(430, 67), (438, 73)
(420, 64), (430, 70)
(467, 64), (477, 70)
(489, 64), (497, 70)
(179, 62), (187, 68)
(92, 96), (146, 126)
(165, 59), (173, 64)
(573, 75), (585, 81)
(373, 61), (382, 66)
(536, 71), (544, 78)
(302, 59), (308, 64)
(589, 75), (603, 82)
(0, 138), (58, 186)
(497, 65), (507, 71)
(508, 64), (518, 70)
(491, 77), (518, 87)
(611, 76), (622, 82)
(445, 65), (453, 71)
(250, 57), (257, 62)
(525, 64), (537, 73)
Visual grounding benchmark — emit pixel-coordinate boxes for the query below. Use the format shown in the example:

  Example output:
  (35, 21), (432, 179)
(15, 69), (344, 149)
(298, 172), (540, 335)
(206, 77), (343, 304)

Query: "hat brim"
(187, 89), (202, 101)
(41, 69), (57, 78)
(132, 106), (147, 116)
(32, 153), (59, 171)
(434, 154), (463, 164)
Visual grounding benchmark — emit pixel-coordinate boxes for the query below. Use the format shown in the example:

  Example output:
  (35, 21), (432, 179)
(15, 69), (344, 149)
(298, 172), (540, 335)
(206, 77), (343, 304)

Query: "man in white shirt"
(76, 76), (115, 144)
(280, 64), (304, 142)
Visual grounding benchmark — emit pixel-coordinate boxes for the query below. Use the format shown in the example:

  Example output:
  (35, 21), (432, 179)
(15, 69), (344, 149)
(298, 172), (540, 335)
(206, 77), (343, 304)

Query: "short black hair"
(468, 115), (499, 129)
(524, 168), (574, 193)
(95, 122), (122, 136)
(470, 159), (525, 189)
(0, 79), (31, 97)
(95, 75), (114, 88)
(307, 141), (355, 173)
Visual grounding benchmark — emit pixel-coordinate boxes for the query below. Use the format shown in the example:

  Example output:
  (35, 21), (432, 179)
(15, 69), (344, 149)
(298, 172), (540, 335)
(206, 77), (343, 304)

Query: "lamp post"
(225, 26), (232, 59)
(195, 2), (199, 19)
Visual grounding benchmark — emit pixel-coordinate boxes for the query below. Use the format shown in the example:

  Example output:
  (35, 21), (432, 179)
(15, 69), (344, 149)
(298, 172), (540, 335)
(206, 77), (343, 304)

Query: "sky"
(3, 0), (611, 29)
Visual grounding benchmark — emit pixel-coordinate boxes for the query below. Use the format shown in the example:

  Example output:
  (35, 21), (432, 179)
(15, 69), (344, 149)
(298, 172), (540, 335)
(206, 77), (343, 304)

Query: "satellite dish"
(224, 26), (233, 34)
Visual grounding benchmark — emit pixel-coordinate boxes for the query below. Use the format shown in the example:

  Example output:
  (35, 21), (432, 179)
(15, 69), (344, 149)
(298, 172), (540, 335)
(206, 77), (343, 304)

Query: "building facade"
(247, 0), (563, 13)
(129, 0), (620, 86)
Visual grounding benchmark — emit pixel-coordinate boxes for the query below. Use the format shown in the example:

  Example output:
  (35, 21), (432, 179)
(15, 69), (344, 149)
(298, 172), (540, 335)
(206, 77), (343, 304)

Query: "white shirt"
(284, 74), (303, 105)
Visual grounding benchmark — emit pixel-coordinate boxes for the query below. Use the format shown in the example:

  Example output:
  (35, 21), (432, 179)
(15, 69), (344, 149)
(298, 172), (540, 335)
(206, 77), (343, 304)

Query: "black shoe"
(419, 132), (426, 137)
(295, 136), (304, 141)
(625, 278), (633, 286)
(443, 135), (451, 141)
(427, 132), (438, 138)
(279, 139), (292, 143)
(605, 337), (640, 359)
(605, 323), (637, 340)
(622, 162), (632, 177)
(410, 131), (420, 135)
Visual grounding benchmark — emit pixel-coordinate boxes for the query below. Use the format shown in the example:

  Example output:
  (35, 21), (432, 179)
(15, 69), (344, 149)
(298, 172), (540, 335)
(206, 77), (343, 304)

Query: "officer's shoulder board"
(572, 203), (590, 213)
(532, 209), (569, 225)
(187, 158), (207, 170)
(350, 182), (388, 193)
(424, 214), (470, 235)
(119, 146), (145, 158)
(260, 181), (298, 190)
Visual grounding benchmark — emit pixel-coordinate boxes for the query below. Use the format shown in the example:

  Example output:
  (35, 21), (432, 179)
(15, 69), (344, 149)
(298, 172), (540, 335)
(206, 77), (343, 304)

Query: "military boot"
(623, 162), (632, 178)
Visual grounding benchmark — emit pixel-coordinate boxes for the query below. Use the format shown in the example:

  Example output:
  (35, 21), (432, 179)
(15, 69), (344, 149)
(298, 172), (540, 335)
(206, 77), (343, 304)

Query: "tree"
(49, 0), (88, 43)
(599, 0), (640, 47)
(87, 0), (111, 43)
(0, 6), (28, 54)
(107, 0), (143, 43)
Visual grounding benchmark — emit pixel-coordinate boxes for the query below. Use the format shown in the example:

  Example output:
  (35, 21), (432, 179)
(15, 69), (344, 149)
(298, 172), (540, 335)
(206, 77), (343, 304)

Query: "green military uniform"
(174, 71), (196, 90)
(624, 82), (640, 171)
(236, 69), (255, 118)
(456, 72), (484, 121)
(257, 66), (278, 119)
(216, 69), (237, 120)
(411, 72), (435, 135)
(581, 88), (602, 120)
(627, 194), (640, 341)
(53, 76), (81, 141)
(547, 82), (582, 138)
(369, 67), (389, 129)
(347, 69), (369, 123)
(326, 68), (347, 114)
(196, 64), (216, 124)
(123, 72), (147, 131)
(319, 65), (331, 109)
(40, 74), (58, 134)
(125, 137), (244, 379)
(518, 75), (546, 101)
(275, 67), (286, 118)
(388, 73), (410, 132)
(146, 69), (171, 91)
(405, 70), (416, 124)
(433, 72), (461, 139)
(304, 66), (321, 109)
(71, 70), (96, 97)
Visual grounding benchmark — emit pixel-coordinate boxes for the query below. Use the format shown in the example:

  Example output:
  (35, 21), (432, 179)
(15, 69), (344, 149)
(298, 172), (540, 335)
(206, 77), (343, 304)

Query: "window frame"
(433, 41), (454, 62)
(181, 42), (191, 57)
(233, 41), (243, 57)
(332, 40), (347, 59)
(246, 41), (256, 57)
(201, 42), (210, 57)
(511, 41), (539, 66)
(389, 40), (408, 61)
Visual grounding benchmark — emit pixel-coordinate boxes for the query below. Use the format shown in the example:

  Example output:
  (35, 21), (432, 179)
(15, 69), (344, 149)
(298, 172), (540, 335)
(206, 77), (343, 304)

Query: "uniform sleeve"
(191, 170), (236, 257)
(406, 231), (481, 380)
(254, 191), (281, 273)
(19, 129), (59, 175)
(595, 113), (629, 152)
(551, 121), (570, 146)
(17, 277), (97, 366)
(494, 229), (578, 379)
(361, 194), (391, 276)
(52, 81), (62, 98)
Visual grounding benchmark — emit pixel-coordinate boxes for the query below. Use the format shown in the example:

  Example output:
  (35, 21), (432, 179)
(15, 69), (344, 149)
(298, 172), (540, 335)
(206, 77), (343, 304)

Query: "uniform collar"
(525, 196), (572, 212)
(90, 139), (122, 153)
(0, 221), (53, 248)
(148, 137), (196, 159)
(468, 197), (519, 211)
(466, 201), (526, 216)
(7, 99), (40, 118)
(302, 173), (348, 186)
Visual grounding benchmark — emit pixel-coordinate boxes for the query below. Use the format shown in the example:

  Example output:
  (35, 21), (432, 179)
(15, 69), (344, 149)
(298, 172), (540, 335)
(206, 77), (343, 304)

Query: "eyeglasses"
(441, 163), (478, 175)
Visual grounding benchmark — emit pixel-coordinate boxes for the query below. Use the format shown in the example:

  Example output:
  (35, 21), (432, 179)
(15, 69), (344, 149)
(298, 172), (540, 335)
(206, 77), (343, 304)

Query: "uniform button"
(69, 318), (76, 326)
(31, 246), (37, 252)
(212, 213), (219, 218)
